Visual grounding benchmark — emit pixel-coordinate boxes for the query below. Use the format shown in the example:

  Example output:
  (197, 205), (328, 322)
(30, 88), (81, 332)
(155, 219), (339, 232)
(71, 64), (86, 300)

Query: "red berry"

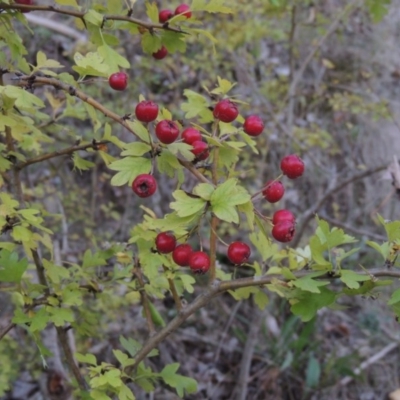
(159, 9), (173, 23)
(213, 99), (239, 123)
(172, 244), (193, 266)
(135, 101), (159, 123)
(174, 3), (192, 18)
(262, 180), (285, 203)
(108, 72), (128, 91)
(191, 140), (209, 161)
(189, 251), (210, 274)
(280, 154), (305, 179)
(243, 115), (264, 136)
(131, 174), (157, 198)
(182, 127), (202, 145)
(155, 232), (176, 254)
(272, 221), (295, 243)
(272, 209), (295, 225)
(227, 242), (251, 265)
(152, 46), (168, 60)
(155, 120), (180, 144)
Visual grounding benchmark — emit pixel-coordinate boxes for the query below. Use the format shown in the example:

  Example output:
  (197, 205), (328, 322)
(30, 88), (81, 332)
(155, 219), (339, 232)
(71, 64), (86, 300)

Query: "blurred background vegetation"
(3, 0), (400, 399)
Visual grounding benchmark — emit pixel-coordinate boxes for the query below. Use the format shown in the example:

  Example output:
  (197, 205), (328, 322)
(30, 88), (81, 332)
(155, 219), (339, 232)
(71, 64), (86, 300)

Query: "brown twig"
(209, 121), (221, 282)
(234, 306), (266, 400)
(133, 264), (156, 335)
(16, 140), (109, 170)
(0, 3), (184, 33)
(127, 268), (400, 371)
(337, 341), (399, 387)
(0, 322), (16, 340)
(286, 0), (360, 137)
(56, 326), (88, 390)
(16, 76), (213, 186)
(162, 266), (182, 311)
(292, 162), (390, 247)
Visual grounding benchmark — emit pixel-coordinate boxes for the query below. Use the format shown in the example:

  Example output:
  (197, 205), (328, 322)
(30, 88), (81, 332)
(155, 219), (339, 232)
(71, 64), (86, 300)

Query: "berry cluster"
(120, 93), (303, 273)
(155, 233), (210, 274)
(261, 154), (304, 242)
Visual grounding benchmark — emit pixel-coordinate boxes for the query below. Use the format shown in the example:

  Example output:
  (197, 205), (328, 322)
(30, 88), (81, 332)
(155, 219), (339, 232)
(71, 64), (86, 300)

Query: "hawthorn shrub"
(0, 1), (399, 399)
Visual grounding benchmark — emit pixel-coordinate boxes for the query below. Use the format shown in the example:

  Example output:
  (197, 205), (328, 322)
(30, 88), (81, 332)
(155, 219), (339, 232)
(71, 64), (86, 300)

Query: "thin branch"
(162, 266), (182, 312)
(18, 76), (142, 141)
(338, 341), (399, 387)
(24, 13), (87, 41)
(286, 0), (360, 136)
(234, 307), (266, 400)
(288, 5), (297, 84)
(0, 322), (16, 340)
(16, 140), (109, 170)
(16, 76), (213, 186)
(56, 326), (89, 390)
(134, 264), (155, 335)
(209, 120), (220, 282)
(209, 215), (219, 283)
(127, 268), (400, 371)
(292, 162), (389, 247)
(320, 214), (386, 242)
(0, 3), (185, 33)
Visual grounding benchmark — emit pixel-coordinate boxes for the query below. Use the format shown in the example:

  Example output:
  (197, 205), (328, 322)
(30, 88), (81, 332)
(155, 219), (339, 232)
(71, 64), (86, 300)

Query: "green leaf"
(145, 2), (159, 23)
(181, 90), (214, 123)
(122, 142), (151, 157)
(84, 9), (104, 26)
(43, 260), (70, 284)
(113, 350), (135, 368)
(108, 157), (152, 186)
(291, 288), (336, 322)
(210, 179), (250, 223)
(3, 86), (44, 111)
(160, 363), (198, 398)
(193, 183), (214, 200)
(162, 31), (186, 53)
(366, 0), (390, 23)
(249, 231), (279, 262)
(366, 240), (390, 261)
(254, 290), (269, 310)
(29, 308), (50, 332)
(147, 301), (166, 327)
(126, 120), (151, 143)
(82, 250), (107, 269)
(384, 220), (400, 242)
(170, 190), (206, 217)
(292, 272), (329, 293)
(72, 153), (95, 171)
(315, 217), (357, 247)
(141, 32), (162, 54)
(73, 51), (109, 77)
(177, 273), (195, 293)
(229, 286), (258, 300)
(0, 250), (28, 283)
(48, 307), (74, 326)
(75, 352), (97, 366)
(98, 44), (130, 73)
(340, 270), (370, 289)
(211, 76), (236, 95)
(156, 150), (182, 178)
(237, 200), (254, 230)
(119, 384), (136, 400)
(306, 354), (320, 388)
(55, 0), (79, 6)
(167, 142), (196, 161)
(388, 288), (400, 306)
